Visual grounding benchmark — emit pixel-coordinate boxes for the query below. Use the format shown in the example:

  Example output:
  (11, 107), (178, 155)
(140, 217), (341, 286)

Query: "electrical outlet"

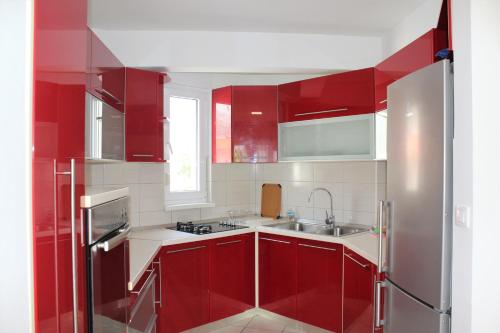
(454, 205), (471, 228)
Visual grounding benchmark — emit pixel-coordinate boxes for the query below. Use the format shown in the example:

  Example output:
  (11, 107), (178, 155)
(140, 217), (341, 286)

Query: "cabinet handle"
(132, 154), (155, 157)
(298, 243), (337, 252)
(345, 253), (369, 269)
(130, 269), (155, 295)
(374, 280), (385, 328)
(216, 239), (242, 246)
(379, 99), (387, 104)
(295, 108), (348, 117)
(166, 245), (206, 254)
(53, 159), (78, 333)
(96, 225), (130, 252)
(152, 260), (162, 306)
(95, 88), (122, 104)
(260, 237), (291, 244)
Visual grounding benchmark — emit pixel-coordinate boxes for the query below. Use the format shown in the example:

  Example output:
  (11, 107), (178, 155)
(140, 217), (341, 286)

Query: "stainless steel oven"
(84, 196), (130, 333)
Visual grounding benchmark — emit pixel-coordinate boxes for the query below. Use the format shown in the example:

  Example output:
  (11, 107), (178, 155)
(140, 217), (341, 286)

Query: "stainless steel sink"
(267, 220), (369, 237)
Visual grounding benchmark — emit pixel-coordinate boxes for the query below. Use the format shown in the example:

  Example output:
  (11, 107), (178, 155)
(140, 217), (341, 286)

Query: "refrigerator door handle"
(377, 200), (385, 273)
(374, 280), (385, 328)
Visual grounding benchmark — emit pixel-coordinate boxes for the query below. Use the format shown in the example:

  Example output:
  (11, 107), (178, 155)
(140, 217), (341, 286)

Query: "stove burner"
(172, 221), (247, 235)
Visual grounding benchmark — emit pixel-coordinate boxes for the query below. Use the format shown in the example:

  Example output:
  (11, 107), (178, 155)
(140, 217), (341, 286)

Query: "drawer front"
(129, 272), (156, 333)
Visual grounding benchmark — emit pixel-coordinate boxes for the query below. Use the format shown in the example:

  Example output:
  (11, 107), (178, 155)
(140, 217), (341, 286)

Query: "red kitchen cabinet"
(297, 240), (343, 332)
(212, 86), (232, 163)
(33, 0), (88, 332)
(209, 234), (255, 321)
(259, 233), (297, 319)
(278, 68), (375, 123)
(232, 86), (278, 163)
(212, 86), (278, 163)
(88, 29), (125, 112)
(374, 28), (448, 110)
(343, 247), (377, 333)
(125, 68), (166, 162)
(158, 241), (210, 333)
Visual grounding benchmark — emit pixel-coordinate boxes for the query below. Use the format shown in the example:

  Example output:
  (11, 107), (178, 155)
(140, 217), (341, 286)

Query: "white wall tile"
(313, 208), (344, 223)
(102, 163), (139, 185)
(227, 164), (255, 181)
(211, 164), (228, 182)
(138, 163), (165, 184)
(376, 161), (387, 184)
(86, 164), (104, 186)
(313, 162), (343, 183)
(256, 163), (283, 181)
(172, 209), (201, 222)
(211, 181), (227, 206)
(285, 181), (314, 207)
(226, 181), (253, 206)
(286, 163), (314, 182)
(139, 183), (164, 212)
(343, 211), (375, 226)
(342, 161), (376, 183)
(311, 182), (343, 210)
(140, 211), (171, 227)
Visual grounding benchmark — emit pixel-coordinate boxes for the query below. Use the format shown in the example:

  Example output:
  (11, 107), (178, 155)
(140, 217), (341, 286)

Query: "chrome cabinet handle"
(345, 253), (369, 269)
(295, 108), (348, 117)
(95, 88), (122, 104)
(130, 271), (157, 320)
(130, 269), (155, 295)
(97, 225), (130, 252)
(132, 154), (155, 157)
(379, 99), (388, 104)
(54, 159), (78, 333)
(152, 259), (162, 306)
(260, 237), (291, 244)
(374, 280), (385, 328)
(377, 200), (385, 273)
(216, 240), (242, 246)
(299, 243), (337, 252)
(166, 245), (206, 254)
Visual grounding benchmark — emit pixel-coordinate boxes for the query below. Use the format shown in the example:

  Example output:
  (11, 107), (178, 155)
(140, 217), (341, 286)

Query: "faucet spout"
(308, 187), (335, 227)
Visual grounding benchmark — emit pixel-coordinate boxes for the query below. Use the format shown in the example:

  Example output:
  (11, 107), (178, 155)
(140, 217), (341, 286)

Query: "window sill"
(165, 202), (216, 211)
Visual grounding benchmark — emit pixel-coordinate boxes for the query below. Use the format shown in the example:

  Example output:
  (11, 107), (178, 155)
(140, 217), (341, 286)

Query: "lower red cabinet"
(158, 241), (210, 333)
(343, 247), (377, 333)
(209, 234), (255, 321)
(258, 233), (297, 319)
(297, 240), (343, 332)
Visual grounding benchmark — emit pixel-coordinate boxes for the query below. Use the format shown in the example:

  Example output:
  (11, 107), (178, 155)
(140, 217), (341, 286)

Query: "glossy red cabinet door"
(209, 234), (255, 321)
(297, 240), (343, 332)
(232, 86), (278, 163)
(374, 29), (448, 110)
(212, 86), (232, 163)
(125, 68), (165, 162)
(278, 68), (375, 122)
(33, 0), (87, 331)
(259, 233), (297, 319)
(88, 29), (125, 112)
(343, 248), (377, 333)
(159, 241), (210, 333)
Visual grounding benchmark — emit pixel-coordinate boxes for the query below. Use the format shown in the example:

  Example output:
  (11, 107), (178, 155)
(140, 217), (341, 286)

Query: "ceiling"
(88, 0), (430, 36)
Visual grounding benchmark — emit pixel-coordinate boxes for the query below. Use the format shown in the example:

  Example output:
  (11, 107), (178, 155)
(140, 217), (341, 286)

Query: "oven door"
(89, 225), (130, 333)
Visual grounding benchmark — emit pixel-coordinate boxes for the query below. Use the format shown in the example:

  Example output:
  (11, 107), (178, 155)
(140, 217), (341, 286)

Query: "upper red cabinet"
(125, 68), (166, 162)
(212, 86), (278, 163)
(374, 28), (448, 110)
(87, 29), (125, 112)
(278, 68), (375, 123)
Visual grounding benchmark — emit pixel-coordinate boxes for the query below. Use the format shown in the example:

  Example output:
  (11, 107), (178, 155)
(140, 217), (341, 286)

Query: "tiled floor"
(182, 308), (332, 333)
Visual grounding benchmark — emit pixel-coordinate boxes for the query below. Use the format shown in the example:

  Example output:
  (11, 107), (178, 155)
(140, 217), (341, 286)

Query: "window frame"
(164, 84), (211, 208)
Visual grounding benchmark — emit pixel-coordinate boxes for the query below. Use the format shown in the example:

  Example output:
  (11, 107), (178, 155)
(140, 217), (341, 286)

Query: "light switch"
(454, 205), (471, 228)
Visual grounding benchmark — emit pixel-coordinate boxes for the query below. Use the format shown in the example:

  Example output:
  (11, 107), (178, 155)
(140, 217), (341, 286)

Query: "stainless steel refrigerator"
(382, 60), (453, 333)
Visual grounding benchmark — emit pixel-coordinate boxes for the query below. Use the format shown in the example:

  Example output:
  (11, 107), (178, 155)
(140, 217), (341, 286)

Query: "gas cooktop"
(169, 221), (248, 235)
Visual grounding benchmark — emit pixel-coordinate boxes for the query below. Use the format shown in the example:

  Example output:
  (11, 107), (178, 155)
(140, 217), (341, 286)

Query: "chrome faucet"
(308, 188), (335, 227)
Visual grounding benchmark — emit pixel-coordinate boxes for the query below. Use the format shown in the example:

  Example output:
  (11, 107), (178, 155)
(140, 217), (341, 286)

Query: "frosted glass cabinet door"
(278, 114), (375, 161)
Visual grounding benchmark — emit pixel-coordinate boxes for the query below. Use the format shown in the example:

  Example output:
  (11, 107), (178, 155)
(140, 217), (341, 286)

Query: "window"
(164, 85), (210, 207)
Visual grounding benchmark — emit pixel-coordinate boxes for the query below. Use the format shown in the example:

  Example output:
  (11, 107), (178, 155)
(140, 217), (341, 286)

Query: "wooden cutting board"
(261, 183), (282, 219)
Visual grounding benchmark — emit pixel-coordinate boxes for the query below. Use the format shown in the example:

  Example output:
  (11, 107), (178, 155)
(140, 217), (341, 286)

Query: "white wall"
(86, 161), (386, 228)
(452, 0), (500, 332)
(0, 0), (34, 332)
(94, 29), (384, 73)
(382, 0), (442, 57)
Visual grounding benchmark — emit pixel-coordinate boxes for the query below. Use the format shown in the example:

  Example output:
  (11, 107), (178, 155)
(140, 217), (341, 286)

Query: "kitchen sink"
(267, 220), (369, 237)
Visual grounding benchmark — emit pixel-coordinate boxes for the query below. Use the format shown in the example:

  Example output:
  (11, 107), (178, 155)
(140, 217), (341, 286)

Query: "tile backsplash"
(86, 161), (386, 228)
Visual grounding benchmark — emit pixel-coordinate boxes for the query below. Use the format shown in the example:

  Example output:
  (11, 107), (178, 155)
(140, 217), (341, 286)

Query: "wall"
(86, 161), (386, 228)
(93, 29), (384, 73)
(0, 0), (34, 332)
(381, 0), (442, 57)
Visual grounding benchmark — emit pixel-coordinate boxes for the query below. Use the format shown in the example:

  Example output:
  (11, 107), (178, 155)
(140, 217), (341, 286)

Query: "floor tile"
(246, 315), (287, 331)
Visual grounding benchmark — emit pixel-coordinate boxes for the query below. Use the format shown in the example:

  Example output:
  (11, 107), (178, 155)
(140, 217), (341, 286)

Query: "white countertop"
(81, 186), (129, 208)
(127, 216), (383, 290)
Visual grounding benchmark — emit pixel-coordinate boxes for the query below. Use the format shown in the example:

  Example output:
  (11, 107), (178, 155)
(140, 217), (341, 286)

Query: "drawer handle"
(95, 88), (122, 104)
(260, 237), (291, 244)
(295, 108), (348, 117)
(132, 154), (155, 157)
(152, 260), (162, 306)
(166, 245), (206, 254)
(345, 253), (369, 269)
(216, 239), (242, 246)
(130, 269), (155, 295)
(379, 99), (387, 104)
(299, 243), (337, 252)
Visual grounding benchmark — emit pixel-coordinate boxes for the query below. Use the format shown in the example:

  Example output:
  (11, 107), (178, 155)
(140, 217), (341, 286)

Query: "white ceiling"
(89, 0), (430, 36)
